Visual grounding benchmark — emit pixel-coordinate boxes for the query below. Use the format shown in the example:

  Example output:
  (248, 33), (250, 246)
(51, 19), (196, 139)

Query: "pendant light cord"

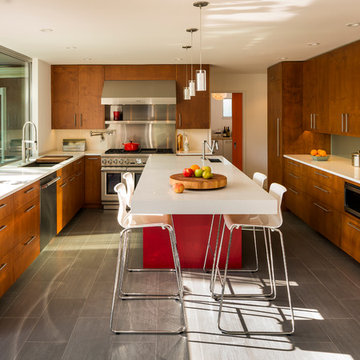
(190, 32), (193, 80)
(199, 6), (202, 71)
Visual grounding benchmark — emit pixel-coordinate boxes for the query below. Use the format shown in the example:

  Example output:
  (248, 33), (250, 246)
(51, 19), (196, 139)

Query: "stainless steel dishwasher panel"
(40, 173), (60, 251)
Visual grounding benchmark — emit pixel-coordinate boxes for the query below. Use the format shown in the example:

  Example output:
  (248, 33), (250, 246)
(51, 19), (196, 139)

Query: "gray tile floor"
(0, 209), (359, 359)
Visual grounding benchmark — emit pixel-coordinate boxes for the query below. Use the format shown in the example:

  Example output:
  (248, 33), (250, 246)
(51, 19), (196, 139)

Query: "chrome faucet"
(201, 140), (218, 160)
(22, 121), (38, 163)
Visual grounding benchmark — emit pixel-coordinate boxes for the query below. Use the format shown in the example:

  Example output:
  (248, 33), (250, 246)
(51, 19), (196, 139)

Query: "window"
(222, 98), (232, 118)
(0, 46), (31, 165)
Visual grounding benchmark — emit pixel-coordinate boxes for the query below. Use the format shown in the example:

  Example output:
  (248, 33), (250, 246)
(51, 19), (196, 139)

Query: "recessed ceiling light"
(174, 57), (183, 62)
(346, 22), (360, 27)
(65, 46), (77, 50)
(278, 57), (288, 60)
(83, 57), (92, 61)
(307, 42), (320, 46)
(40, 28), (53, 32)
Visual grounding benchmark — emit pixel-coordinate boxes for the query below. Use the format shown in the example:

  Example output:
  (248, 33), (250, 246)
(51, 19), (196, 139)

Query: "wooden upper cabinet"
(303, 54), (329, 132)
(329, 40), (360, 136)
(176, 64), (210, 129)
(105, 65), (176, 80)
(52, 65), (105, 129)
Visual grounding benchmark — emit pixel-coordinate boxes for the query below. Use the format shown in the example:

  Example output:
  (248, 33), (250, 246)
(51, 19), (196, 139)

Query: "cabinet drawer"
(284, 159), (303, 176)
(0, 195), (14, 220)
(306, 178), (343, 212)
(0, 252), (13, 298)
(285, 186), (308, 223)
(14, 199), (40, 246)
(341, 214), (360, 262)
(14, 182), (40, 208)
(57, 162), (74, 183)
(13, 234), (40, 281)
(307, 197), (341, 246)
(284, 170), (305, 190)
(0, 215), (14, 258)
(306, 167), (344, 191)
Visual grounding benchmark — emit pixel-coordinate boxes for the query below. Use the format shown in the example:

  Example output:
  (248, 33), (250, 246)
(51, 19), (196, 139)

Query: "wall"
(210, 69), (267, 177)
(332, 134), (360, 158)
(32, 59), (55, 155)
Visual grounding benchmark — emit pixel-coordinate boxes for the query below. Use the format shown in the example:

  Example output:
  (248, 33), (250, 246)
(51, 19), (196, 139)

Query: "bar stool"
(215, 183), (295, 335)
(122, 172), (134, 208)
(110, 182), (186, 334)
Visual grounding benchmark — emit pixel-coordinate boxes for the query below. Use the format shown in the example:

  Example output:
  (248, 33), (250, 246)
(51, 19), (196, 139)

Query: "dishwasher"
(40, 172), (61, 251)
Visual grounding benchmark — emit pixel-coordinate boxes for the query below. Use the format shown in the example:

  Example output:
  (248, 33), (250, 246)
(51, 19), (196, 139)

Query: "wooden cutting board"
(36, 155), (72, 163)
(169, 173), (227, 190)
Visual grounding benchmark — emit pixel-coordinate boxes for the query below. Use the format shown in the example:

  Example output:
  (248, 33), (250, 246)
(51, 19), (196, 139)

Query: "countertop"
(0, 151), (98, 200)
(131, 154), (277, 215)
(284, 154), (360, 184)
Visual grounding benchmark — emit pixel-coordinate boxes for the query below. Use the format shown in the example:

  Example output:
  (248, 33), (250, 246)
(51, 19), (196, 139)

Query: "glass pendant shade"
(184, 86), (191, 100)
(189, 80), (196, 96)
(196, 69), (206, 91)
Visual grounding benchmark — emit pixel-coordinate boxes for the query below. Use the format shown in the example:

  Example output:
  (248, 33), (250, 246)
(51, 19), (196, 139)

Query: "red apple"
(183, 168), (194, 177)
(173, 183), (185, 193)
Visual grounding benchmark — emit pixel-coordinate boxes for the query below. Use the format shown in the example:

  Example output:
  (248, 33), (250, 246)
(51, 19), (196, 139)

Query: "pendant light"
(186, 28), (198, 97)
(182, 45), (191, 100)
(193, 1), (209, 92)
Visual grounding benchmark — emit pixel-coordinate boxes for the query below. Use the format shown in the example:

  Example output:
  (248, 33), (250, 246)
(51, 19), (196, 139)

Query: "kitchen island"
(132, 154), (277, 268)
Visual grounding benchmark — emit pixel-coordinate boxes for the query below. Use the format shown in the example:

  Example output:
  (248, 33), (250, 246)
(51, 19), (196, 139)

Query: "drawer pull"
(288, 161), (299, 167)
(0, 263), (7, 272)
(24, 187), (35, 194)
(0, 203), (7, 209)
(86, 157), (99, 160)
(313, 185), (329, 193)
(289, 173), (300, 179)
(313, 202), (330, 213)
(69, 176), (75, 182)
(314, 171), (329, 179)
(0, 224), (7, 232)
(24, 235), (36, 246)
(347, 222), (360, 233)
(288, 187), (298, 195)
(60, 182), (68, 188)
(25, 204), (36, 213)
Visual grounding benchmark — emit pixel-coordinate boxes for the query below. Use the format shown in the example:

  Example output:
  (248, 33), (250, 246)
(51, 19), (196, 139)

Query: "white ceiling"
(0, 0), (360, 73)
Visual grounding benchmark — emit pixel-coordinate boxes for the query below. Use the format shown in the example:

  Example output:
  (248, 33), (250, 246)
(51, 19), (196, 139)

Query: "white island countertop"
(132, 155), (277, 215)
(284, 154), (360, 185)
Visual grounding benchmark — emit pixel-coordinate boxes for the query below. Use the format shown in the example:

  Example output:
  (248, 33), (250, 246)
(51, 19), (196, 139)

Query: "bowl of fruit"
(310, 149), (329, 161)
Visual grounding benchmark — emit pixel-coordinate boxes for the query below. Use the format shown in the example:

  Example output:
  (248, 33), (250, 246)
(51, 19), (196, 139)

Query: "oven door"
(101, 167), (127, 202)
(127, 167), (144, 188)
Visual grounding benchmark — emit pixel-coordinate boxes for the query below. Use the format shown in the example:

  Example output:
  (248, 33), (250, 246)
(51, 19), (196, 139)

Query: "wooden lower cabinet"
(341, 213), (360, 262)
(84, 156), (101, 208)
(0, 252), (13, 298)
(284, 186), (308, 223)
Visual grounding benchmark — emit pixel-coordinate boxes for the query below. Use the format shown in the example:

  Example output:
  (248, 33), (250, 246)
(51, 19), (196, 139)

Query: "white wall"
(32, 59), (55, 155)
(210, 69), (267, 177)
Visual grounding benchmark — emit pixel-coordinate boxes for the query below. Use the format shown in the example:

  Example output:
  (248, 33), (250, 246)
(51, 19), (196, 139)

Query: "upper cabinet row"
(51, 64), (210, 130)
(303, 40), (360, 136)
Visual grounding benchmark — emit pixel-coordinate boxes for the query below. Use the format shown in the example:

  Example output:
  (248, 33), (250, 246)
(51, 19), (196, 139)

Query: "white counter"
(284, 154), (360, 184)
(131, 154), (277, 215)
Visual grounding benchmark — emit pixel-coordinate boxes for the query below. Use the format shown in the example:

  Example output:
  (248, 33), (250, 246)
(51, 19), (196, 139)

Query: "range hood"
(101, 80), (176, 105)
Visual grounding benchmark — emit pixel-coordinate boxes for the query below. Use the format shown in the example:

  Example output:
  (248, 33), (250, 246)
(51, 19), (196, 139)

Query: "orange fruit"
(310, 149), (317, 156)
(190, 164), (200, 172)
(318, 149), (327, 157)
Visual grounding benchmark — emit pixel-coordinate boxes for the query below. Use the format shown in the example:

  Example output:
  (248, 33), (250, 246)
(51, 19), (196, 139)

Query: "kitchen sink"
(208, 158), (222, 163)
(21, 155), (73, 168)
(22, 162), (58, 167)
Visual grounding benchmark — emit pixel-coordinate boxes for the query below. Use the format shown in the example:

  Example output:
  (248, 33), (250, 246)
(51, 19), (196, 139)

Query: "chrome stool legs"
(110, 226), (186, 334)
(216, 227), (295, 335)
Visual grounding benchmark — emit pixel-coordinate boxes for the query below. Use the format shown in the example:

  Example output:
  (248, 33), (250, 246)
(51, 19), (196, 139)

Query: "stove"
(101, 148), (173, 209)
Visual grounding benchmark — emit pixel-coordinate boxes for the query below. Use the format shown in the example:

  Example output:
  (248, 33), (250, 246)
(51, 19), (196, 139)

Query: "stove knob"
(107, 159), (112, 165)
(124, 159), (129, 165)
(113, 159), (118, 165)
(119, 159), (123, 164)
(101, 159), (107, 165)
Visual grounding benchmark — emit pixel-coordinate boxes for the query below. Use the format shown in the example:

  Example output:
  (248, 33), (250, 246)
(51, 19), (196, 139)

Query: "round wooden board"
(169, 173), (227, 190)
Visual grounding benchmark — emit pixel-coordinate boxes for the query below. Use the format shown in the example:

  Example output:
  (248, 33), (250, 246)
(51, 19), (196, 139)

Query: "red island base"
(143, 214), (242, 269)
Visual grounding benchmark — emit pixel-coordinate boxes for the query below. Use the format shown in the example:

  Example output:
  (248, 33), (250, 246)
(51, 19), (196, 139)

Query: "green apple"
(201, 166), (211, 173)
(194, 169), (203, 178)
(202, 170), (213, 179)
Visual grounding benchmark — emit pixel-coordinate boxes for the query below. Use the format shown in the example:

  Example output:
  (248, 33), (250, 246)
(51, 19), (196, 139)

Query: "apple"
(194, 168), (203, 178)
(202, 170), (213, 179)
(190, 164), (200, 172)
(173, 183), (185, 193)
(201, 166), (211, 173)
(183, 168), (194, 177)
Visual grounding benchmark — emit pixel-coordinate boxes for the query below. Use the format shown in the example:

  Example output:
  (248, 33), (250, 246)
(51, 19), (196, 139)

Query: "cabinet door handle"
(313, 185), (329, 193)
(86, 157), (99, 160)
(289, 173), (300, 179)
(74, 114), (76, 127)
(341, 113), (344, 132)
(60, 181), (68, 188)
(0, 203), (7, 209)
(276, 117), (280, 157)
(24, 235), (36, 246)
(314, 171), (329, 179)
(310, 114), (313, 129)
(313, 114), (316, 130)
(24, 187), (35, 194)
(178, 113), (182, 128)
(348, 222), (360, 232)
(288, 161), (299, 167)
(80, 114), (83, 127)
(69, 176), (75, 182)
(288, 187), (298, 195)
(345, 113), (349, 133)
(0, 224), (7, 232)
(0, 263), (7, 272)
(25, 204), (36, 213)
(313, 202), (330, 213)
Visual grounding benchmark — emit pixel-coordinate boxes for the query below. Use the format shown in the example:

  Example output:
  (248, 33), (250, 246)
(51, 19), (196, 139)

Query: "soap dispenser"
(183, 133), (190, 152)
